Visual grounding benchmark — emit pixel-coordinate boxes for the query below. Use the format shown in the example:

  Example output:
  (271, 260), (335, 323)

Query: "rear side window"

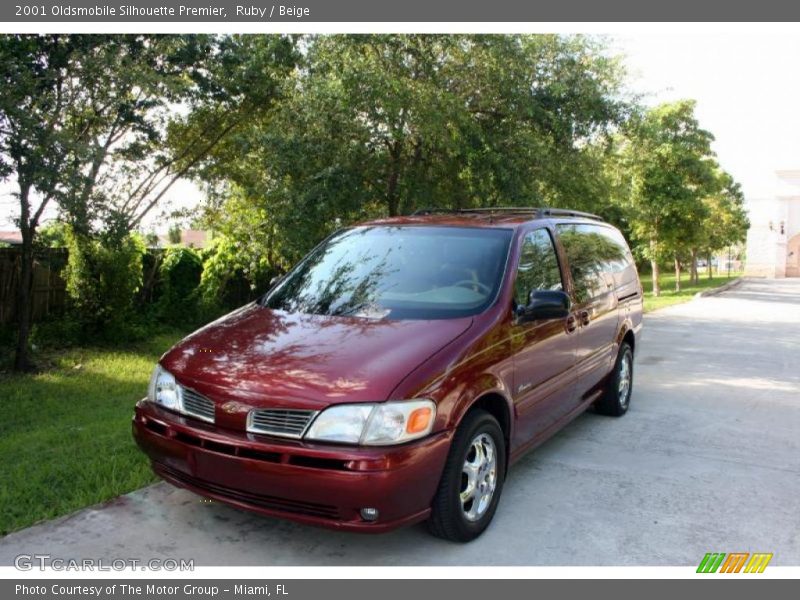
(513, 228), (563, 307)
(555, 223), (631, 303)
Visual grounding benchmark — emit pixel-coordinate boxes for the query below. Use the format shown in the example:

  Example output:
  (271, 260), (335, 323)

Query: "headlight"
(361, 401), (436, 445)
(304, 400), (436, 446)
(304, 404), (373, 444)
(147, 365), (182, 412)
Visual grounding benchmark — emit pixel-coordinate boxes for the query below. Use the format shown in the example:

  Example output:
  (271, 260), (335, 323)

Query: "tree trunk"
(386, 144), (401, 217)
(708, 252), (713, 279)
(650, 259), (660, 297)
(14, 221), (35, 372)
(387, 185), (399, 217)
(690, 248), (698, 285)
(674, 257), (681, 292)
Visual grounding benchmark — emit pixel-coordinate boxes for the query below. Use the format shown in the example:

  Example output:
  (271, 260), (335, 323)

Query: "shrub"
(198, 235), (276, 314)
(29, 316), (84, 348)
(64, 229), (146, 340)
(153, 245), (204, 326)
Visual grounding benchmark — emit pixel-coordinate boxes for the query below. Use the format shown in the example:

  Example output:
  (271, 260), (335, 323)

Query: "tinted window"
(591, 226), (634, 273)
(513, 229), (563, 307)
(556, 223), (630, 303)
(265, 226), (513, 320)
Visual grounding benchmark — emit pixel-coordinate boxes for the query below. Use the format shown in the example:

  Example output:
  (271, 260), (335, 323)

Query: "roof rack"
(411, 206), (603, 221)
(537, 208), (603, 221)
(410, 208), (456, 216)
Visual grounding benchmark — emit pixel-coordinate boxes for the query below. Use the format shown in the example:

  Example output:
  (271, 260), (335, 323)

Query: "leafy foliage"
(63, 228), (146, 339)
(3, 34), (752, 351)
(198, 231), (278, 313)
(35, 221), (68, 248)
(611, 100), (745, 293)
(1, 34), (298, 369)
(700, 171), (749, 255)
(197, 34), (629, 281)
(153, 245), (204, 326)
(619, 101), (716, 260)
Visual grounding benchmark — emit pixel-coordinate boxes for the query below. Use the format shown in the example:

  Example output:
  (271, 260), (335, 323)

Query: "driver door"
(511, 228), (579, 448)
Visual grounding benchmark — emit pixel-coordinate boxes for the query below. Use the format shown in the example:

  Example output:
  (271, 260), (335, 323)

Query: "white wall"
(743, 196), (800, 277)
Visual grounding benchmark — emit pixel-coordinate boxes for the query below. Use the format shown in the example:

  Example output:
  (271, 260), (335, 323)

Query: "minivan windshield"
(264, 226), (513, 320)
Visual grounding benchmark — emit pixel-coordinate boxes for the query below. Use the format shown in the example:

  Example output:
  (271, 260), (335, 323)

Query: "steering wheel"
(452, 279), (492, 295)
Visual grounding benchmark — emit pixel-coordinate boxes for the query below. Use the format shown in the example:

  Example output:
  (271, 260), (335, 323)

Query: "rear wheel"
(596, 341), (634, 417)
(428, 410), (506, 542)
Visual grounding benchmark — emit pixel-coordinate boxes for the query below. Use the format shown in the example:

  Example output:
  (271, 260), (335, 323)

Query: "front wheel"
(427, 410), (506, 542)
(596, 341), (634, 417)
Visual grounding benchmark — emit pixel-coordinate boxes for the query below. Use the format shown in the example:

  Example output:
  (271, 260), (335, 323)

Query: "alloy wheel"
(460, 432), (498, 522)
(618, 351), (632, 409)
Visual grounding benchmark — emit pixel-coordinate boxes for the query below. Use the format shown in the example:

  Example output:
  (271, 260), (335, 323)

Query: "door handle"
(579, 310), (590, 326)
(565, 314), (578, 333)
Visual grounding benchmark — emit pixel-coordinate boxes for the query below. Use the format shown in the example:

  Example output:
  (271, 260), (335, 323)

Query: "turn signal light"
(406, 407), (432, 434)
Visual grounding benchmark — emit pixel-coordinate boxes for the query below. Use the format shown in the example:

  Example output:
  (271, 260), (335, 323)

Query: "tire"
(427, 410), (506, 542)
(595, 341), (634, 417)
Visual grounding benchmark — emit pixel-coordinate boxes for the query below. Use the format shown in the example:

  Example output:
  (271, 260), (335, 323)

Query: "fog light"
(360, 507), (379, 522)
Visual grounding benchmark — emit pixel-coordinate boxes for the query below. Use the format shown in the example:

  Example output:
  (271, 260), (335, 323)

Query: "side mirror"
(516, 289), (571, 323)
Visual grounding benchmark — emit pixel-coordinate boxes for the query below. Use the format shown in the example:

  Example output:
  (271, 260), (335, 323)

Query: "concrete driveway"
(2, 278), (799, 566)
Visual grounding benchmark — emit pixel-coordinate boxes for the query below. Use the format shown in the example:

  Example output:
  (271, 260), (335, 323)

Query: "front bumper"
(132, 400), (452, 532)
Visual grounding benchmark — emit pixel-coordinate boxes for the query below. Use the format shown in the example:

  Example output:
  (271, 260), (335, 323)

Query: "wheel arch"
(616, 320), (636, 355)
(621, 327), (635, 353)
(451, 389), (514, 474)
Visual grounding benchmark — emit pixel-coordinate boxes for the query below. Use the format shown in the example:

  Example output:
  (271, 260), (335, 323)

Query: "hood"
(161, 303), (473, 411)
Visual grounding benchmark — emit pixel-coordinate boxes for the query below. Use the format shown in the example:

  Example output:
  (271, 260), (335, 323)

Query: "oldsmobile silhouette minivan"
(133, 207), (643, 541)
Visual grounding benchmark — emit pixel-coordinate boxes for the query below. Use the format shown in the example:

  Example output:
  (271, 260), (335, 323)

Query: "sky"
(3, 33), (800, 232)
(613, 33), (800, 202)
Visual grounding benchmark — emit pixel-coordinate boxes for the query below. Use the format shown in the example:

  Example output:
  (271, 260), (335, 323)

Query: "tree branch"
(127, 117), (242, 229)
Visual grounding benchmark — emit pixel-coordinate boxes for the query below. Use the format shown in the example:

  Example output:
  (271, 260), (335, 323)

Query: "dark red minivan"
(133, 207), (643, 541)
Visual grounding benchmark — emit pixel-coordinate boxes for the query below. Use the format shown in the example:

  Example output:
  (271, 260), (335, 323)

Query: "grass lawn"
(641, 271), (742, 313)
(0, 331), (185, 536)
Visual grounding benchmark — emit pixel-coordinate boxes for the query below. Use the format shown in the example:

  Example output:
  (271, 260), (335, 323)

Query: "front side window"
(513, 228), (563, 307)
(264, 226), (513, 320)
(555, 223), (629, 303)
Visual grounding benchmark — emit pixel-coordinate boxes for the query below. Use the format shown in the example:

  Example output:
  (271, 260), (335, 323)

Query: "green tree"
(1, 34), (297, 369)
(154, 245), (204, 325)
(63, 227), (146, 337)
(36, 221), (68, 248)
(167, 224), (182, 245)
(197, 185), (282, 308)
(697, 171), (749, 281)
(1, 35), (95, 370)
(617, 100), (719, 296)
(197, 34), (627, 276)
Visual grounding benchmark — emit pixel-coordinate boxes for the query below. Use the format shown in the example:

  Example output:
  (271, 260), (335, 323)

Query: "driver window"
(514, 229), (563, 307)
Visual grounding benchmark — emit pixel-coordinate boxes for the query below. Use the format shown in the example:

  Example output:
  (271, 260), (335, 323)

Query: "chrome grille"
(247, 408), (317, 438)
(180, 387), (215, 423)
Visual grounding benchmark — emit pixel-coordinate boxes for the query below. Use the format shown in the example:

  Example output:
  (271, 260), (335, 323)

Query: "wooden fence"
(0, 247), (68, 326)
(0, 246), (260, 328)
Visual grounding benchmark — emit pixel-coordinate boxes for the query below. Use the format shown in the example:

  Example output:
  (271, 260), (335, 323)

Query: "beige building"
(745, 170), (800, 278)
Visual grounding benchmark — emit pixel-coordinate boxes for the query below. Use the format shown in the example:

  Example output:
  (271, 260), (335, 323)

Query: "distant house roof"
(180, 229), (209, 249)
(155, 229), (210, 249)
(0, 230), (22, 245)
